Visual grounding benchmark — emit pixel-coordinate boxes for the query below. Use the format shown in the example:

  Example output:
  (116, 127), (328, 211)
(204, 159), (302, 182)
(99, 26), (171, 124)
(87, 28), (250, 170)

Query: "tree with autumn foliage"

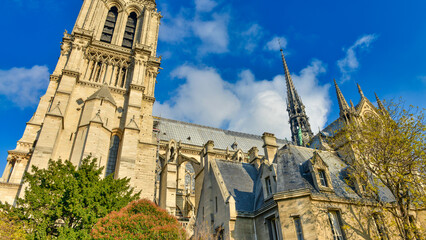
(0, 156), (139, 239)
(344, 100), (426, 240)
(0, 211), (27, 240)
(91, 199), (186, 240)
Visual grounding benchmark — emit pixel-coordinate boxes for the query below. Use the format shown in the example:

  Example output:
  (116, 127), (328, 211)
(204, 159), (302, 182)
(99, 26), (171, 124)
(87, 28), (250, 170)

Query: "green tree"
(91, 199), (186, 240)
(1, 156), (139, 239)
(344, 100), (426, 240)
(0, 211), (27, 240)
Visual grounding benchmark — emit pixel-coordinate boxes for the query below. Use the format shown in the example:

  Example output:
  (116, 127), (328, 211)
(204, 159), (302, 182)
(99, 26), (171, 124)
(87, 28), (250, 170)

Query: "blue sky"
(0, 0), (425, 174)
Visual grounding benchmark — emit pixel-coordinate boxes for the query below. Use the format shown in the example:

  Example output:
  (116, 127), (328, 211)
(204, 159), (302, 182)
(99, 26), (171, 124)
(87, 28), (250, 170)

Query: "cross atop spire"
(280, 49), (313, 146)
(334, 79), (350, 116)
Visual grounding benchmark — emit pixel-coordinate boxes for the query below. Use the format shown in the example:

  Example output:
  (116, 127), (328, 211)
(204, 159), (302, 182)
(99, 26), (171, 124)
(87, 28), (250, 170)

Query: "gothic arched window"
(101, 7), (118, 43)
(106, 135), (120, 176)
(185, 163), (195, 192)
(122, 12), (138, 48)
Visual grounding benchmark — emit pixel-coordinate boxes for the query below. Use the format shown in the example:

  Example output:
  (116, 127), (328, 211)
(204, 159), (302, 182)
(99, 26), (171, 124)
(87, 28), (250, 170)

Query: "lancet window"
(106, 135), (120, 176)
(101, 7), (118, 43)
(122, 12), (138, 48)
(184, 163), (195, 192)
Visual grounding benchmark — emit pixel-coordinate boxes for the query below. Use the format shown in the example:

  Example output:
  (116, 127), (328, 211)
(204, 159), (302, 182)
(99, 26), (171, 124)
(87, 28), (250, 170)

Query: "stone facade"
(0, 0), (161, 203)
(0, 0), (424, 239)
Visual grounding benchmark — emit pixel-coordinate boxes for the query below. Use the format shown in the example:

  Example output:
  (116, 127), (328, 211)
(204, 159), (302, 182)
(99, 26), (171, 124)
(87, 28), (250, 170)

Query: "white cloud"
(192, 14), (229, 54)
(241, 24), (263, 53)
(154, 61), (331, 139)
(265, 36), (288, 51)
(158, 2), (229, 56)
(154, 66), (239, 127)
(0, 65), (49, 108)
(195, 0), (217, 12)
(337, 34), (377, 82)
(158, 15), (192, 43)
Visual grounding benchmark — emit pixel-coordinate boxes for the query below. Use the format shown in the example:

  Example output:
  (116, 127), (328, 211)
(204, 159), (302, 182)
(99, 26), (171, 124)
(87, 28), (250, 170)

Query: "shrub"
(0, 156), (139, 239)
(91, 199), (186, 240)
(0, 211), (27, 240)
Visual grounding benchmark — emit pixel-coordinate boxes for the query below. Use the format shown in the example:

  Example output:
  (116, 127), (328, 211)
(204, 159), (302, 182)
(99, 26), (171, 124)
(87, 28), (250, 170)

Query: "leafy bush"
(91, 199), (186, 240)
(0, 211), (27, 240)
(0, 156), (139, 239)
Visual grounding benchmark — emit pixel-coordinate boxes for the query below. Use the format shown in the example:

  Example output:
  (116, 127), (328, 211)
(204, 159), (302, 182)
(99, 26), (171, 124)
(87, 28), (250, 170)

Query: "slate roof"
(321, 117), (344, 138)
(215, 160), (260, 212)
(276, 145), (395, 201)
(276, 145), (361, 198)
(154, 117), (288, 155)
(211, 145), (395, 216)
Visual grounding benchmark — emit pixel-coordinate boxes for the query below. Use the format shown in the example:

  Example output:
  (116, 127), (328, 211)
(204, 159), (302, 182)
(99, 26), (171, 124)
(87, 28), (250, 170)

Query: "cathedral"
(0, 0), (424, 239)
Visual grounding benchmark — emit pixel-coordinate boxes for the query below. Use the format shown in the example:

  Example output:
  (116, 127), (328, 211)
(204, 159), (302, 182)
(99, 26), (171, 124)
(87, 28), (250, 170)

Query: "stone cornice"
(73, 28), (93, 40)
(274, 188), (312, 201)
(130, 84), (145, 92)
(0, 182), (22, 189)
(62, 69), (81, 79)
(26, 121), (42, 127)
(149, 56), (161, 64)
(7, 150), (31, 162)
(142, 95), (155, 103)
(50, 74), (60, 82)
(134, 43), (152, 55)
(76, 80), (127, 95)
(91, 40), (132, 56)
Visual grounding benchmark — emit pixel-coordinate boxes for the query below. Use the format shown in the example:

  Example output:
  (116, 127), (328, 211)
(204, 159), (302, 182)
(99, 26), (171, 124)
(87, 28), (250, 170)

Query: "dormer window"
(101, 7), (118, 43)
(307, 151), (334, 192)
(318, 170), (328, 187)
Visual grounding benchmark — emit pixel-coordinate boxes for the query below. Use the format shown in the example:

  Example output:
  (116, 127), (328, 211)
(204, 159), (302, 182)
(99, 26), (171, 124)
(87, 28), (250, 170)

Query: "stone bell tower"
(0, 0), (162, 204)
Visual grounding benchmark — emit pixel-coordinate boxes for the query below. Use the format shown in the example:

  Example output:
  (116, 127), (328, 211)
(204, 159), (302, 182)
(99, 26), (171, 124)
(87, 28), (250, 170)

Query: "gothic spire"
(280, 49), (313, 146)
(334, 79), (350, 116)
(375, 92), (385, 111)
(357, 83), (365, 99)
(280, 49), (299, 106)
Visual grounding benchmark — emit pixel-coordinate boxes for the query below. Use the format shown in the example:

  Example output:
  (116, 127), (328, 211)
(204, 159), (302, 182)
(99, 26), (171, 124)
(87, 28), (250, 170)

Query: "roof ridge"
(154, 116), (288, 142)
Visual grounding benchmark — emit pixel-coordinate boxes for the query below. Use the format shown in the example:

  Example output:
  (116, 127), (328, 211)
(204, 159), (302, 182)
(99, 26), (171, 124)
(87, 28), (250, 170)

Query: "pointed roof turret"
(375, 92), (385, 111)
(357, 83), (365, 99)
(350, 99), (355, 110)
(87, 84), (116, 105)
(280, 49), (313, 146)
(334, 79), (350, 116)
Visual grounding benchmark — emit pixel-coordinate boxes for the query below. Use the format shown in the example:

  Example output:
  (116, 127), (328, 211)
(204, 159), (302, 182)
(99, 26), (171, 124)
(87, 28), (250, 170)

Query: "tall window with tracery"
(101, 7), (118, 43)
(185, 163), (195, 192)
(122, 12), (138, 48)
(106, 135), (120, 176)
